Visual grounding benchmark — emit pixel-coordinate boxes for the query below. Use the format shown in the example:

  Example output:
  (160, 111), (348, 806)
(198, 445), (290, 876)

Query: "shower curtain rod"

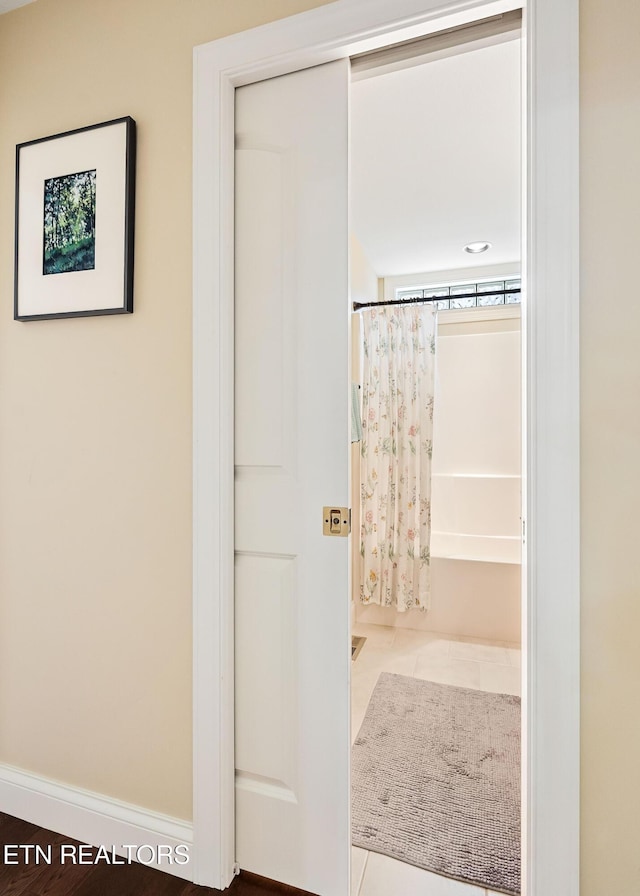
(353, 286), (521, 312)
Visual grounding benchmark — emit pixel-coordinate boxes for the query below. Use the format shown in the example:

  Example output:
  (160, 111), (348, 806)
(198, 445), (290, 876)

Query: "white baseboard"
(0, 763), (194, 882)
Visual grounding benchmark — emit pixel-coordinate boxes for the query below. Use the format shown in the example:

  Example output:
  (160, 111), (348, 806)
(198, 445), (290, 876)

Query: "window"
(396, 278), (521, 310)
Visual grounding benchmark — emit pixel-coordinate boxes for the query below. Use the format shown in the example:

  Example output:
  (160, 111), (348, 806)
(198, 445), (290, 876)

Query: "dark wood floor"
(0, 814), (314, 896)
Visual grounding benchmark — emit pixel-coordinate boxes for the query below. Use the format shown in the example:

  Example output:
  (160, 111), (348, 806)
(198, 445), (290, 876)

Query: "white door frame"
(192, 0), (580, 892)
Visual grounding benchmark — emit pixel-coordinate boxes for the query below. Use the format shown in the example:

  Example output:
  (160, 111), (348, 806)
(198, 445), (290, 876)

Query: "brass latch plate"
(323, 506), (350, 537)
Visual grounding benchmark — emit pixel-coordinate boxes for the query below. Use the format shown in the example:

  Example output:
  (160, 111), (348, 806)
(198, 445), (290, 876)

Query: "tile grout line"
(355, 849), (370, 896)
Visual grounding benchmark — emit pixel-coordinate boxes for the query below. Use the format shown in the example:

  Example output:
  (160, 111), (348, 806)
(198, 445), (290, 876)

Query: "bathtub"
(354, 473), (521, 643)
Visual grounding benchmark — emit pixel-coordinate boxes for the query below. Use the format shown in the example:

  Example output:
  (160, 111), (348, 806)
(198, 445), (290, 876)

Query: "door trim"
(192, 0), (580, 892)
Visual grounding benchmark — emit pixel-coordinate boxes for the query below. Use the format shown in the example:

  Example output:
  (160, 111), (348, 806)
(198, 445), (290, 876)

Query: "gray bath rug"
(352, 672), (521, 895)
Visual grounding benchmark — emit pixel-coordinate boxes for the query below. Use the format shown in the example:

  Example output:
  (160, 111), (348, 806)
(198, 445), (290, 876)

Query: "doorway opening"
(349, 24), (523, 896)
(192, 0), (580, 892)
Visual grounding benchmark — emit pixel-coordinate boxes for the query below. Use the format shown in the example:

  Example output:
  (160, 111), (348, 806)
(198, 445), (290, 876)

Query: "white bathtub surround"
(356, 308), (522, 640)
(356, 557), (520, 642)
(357, 467), (522, 641)
(431, 473), (521, 564)
(360, 305), (437, 612)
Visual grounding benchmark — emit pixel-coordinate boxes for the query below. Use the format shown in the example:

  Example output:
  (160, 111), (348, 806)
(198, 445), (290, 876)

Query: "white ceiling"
(351, 39), (521, 277)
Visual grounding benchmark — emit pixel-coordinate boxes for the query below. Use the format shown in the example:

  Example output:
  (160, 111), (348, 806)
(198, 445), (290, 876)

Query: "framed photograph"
(14, 116), (136, 321)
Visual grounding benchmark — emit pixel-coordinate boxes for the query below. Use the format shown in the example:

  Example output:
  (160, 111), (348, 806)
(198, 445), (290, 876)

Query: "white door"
(234, 60), (350, 896)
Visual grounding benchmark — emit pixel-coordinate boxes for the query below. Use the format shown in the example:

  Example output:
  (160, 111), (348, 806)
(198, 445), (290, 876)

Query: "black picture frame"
(14, 116), (136, 321)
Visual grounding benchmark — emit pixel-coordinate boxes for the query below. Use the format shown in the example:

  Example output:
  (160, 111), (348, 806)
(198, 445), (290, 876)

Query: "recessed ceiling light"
(464, 241), (492, 254)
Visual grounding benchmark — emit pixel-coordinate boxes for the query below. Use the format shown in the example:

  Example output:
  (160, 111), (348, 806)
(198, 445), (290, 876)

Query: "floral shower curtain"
(359, 305), (437, 612)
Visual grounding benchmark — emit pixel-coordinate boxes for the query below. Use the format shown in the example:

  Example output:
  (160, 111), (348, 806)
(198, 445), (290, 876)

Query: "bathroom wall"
(351, 234), (379, 306)
(349, 235), (378, 610)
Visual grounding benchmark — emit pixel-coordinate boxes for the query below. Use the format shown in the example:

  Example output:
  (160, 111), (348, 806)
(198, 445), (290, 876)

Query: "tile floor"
(351, 621), (521, 896)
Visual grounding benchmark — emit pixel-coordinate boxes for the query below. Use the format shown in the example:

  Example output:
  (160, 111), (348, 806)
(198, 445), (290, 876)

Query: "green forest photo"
(43, 169), (96, 275)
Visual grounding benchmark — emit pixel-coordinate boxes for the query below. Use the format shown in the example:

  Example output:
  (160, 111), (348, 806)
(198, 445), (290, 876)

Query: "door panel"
(234, 60), (350, 896)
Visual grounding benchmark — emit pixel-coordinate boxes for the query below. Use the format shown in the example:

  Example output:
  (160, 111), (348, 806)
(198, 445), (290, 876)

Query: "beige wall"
(580, 1), (640, 893)
(0, 0), (330, 821)
(350, 234), (379, 306)
(0, 0), (638, 888)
